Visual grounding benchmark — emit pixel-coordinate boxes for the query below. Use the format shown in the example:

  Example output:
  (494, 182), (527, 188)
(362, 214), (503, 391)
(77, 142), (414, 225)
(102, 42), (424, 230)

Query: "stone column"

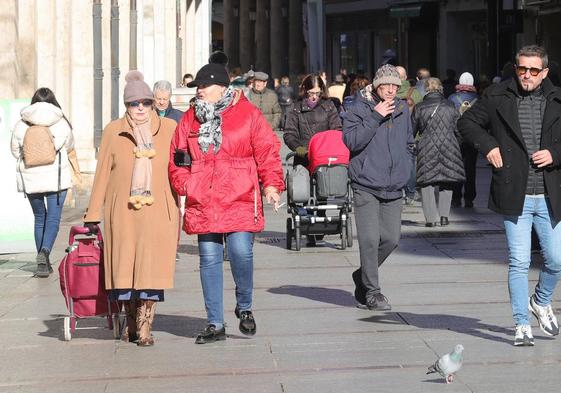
(223, 0), (240, 69)
(239, 0), (251, 72)
(288, 0), (304, 81)
(270, 0), (287, 80)
(255, 0), (270, 73)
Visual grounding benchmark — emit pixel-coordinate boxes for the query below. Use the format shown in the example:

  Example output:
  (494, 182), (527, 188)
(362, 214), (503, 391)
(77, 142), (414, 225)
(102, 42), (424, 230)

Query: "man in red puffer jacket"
(169, 63), (284, 344)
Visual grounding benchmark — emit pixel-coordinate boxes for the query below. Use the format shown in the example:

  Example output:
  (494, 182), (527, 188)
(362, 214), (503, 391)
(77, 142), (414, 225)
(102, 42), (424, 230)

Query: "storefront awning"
(389, 3), (422, 18)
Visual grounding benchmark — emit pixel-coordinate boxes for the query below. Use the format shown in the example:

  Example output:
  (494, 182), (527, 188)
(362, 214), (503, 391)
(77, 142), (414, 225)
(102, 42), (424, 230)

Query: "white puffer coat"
(10, 102), (74, 194)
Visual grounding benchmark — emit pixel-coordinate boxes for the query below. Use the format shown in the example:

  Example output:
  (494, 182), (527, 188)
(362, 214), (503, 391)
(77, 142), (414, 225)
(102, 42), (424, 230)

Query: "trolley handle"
(68, 225), (102, 244)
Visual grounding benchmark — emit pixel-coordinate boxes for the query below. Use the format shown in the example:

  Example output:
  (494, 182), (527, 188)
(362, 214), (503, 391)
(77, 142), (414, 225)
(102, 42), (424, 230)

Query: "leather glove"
(84, 222), (99, 235)
(295, 146), (308, 157)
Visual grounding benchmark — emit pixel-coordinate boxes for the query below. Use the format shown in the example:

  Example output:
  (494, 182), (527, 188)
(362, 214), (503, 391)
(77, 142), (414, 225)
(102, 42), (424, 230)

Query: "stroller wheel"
(286, 218), (293, 250)
(63, 317), (72, 341)
(347, 216), (353, 248)
(295, 221), (301, 251)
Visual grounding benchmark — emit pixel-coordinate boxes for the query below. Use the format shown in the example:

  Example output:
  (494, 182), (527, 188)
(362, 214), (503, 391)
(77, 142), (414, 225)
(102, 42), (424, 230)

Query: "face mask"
(305, 98), (319, 109)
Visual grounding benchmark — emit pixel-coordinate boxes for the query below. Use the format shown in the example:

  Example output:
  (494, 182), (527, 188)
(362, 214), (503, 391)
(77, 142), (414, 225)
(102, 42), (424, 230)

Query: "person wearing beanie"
(448, 71), (479, 208)
(84, 70), (180, 347)
(343, 64), (414, 311)
(246, 71), (283, 131)
(170, 63), (284, 344)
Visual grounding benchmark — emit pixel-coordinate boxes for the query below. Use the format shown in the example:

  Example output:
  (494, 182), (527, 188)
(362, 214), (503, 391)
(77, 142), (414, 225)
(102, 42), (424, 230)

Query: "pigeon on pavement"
(426, 344), (464, 383)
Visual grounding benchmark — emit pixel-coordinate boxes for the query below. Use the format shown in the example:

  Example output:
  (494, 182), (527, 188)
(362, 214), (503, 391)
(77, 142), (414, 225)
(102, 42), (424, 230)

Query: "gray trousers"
(421, 185), (453, 224)
(353, 189), (403, 296)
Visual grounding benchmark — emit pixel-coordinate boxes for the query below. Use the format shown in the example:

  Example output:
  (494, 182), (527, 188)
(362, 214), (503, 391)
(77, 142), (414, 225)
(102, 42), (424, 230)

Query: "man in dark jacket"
(343, 64), (415, 311)
(458, 45), (561, 347)
(449, 72), (479, 208)
(153, 80), (183, 124)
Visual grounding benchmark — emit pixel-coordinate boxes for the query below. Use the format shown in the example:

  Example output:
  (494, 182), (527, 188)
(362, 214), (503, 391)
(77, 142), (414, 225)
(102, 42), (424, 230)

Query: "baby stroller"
(58, 225), (120, 341)
(285, 129), (353, 251)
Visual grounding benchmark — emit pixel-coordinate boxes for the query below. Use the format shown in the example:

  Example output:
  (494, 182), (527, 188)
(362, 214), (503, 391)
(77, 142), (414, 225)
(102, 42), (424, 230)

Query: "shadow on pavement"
(39, 313), (207, 341)
(360, 311), (554, 345)
(267, 285), (355, 307)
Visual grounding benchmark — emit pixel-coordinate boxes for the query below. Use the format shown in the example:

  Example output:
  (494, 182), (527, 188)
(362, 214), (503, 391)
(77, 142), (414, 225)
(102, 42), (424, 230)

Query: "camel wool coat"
(84, 111), (179, 290)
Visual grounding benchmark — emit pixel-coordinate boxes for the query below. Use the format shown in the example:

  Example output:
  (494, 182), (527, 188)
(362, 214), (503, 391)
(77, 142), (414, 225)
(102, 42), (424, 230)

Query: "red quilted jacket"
(169, 92), (284, 234)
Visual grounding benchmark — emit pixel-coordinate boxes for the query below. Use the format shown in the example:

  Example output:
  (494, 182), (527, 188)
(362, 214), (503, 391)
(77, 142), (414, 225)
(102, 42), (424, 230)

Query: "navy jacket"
(343, 92), (415, 200)
(158, 104), (184, 125)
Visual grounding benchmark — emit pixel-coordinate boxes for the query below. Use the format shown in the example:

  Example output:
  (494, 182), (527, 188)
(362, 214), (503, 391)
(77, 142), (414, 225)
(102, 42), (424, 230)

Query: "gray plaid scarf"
(194, 86), (235, 153)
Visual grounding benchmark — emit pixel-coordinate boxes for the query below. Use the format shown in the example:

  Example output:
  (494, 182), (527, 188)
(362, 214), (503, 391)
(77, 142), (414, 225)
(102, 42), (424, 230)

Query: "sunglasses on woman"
(515, 66), (544, 77)
(128, 99), (154, 107)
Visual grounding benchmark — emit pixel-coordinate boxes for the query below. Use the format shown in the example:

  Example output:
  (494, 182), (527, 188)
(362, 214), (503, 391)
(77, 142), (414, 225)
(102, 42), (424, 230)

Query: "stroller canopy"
(307, 130), (350, 174)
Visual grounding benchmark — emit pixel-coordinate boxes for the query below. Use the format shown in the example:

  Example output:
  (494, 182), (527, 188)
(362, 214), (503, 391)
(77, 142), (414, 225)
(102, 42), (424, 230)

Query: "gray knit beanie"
(372, 64), (402, 89)
(123, 70), (154, 103)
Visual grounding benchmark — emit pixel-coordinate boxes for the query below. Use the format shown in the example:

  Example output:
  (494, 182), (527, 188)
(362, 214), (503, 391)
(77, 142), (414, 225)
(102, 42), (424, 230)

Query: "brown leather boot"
(121, 300), (138, 342)
(136, 300), (156, 347)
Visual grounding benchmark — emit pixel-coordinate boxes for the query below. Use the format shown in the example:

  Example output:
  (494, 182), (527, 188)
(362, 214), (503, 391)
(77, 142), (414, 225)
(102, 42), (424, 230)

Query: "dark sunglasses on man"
(515, 65), (545, 77)
(127, 99), (154, 108)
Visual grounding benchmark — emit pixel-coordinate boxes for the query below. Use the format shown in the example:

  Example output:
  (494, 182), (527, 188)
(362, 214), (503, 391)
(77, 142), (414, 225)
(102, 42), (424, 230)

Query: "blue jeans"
(504, 195), (561, 325)
(27, 190), (67, 253)
(198, 232), (254, 326)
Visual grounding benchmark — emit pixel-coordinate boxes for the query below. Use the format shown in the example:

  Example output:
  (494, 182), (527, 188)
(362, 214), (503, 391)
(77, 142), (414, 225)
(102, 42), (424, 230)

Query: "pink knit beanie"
(123, 70), (153, 103)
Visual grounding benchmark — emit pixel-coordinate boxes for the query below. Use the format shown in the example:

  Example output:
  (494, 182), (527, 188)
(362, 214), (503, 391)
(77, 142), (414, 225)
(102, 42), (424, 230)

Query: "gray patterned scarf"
(194, 86), (235, 153)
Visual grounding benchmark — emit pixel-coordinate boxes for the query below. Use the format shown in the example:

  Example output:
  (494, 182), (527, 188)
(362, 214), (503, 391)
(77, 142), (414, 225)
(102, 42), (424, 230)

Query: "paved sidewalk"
(1, 157), (561, 393)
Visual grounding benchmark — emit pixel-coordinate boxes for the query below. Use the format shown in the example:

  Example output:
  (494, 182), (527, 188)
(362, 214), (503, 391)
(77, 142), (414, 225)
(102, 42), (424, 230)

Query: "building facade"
(1, 0), (211, 172)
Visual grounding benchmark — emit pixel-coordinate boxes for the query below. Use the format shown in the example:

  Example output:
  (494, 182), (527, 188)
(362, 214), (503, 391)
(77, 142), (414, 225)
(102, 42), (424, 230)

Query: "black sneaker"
(366, 293), (391, 311)
(195, 324), (226, 344)
(35, 249), (52, 278)
(235, 307), (256, 336)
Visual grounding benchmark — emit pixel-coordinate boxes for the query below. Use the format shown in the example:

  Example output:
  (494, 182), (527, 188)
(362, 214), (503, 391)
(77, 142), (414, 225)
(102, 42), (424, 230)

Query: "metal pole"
(176, 0), (182, 86)
(93, 0), (103, 149)
(111, 0), (120, 120)
(130, 0), (138, 70)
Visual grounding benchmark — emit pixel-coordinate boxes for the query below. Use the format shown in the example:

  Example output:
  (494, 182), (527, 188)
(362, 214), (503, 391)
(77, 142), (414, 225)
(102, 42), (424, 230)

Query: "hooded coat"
(11, 102), (74, 194)
(412, 92), (465, 187)
(84, 111), (179, 290)
(169, 91), (284, 235)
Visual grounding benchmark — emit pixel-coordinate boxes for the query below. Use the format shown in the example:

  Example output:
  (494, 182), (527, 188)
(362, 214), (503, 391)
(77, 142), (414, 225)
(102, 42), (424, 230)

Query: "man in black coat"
(458, 45), (561, 347)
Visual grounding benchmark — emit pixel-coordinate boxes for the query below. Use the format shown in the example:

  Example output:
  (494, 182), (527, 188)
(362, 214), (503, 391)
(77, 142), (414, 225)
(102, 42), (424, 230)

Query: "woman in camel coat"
(84, 70), (179, 346)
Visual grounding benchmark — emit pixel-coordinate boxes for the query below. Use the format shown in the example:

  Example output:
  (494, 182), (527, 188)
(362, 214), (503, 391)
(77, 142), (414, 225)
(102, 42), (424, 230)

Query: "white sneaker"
(514, 324), (535, 346)
(529, 295), (560, 336)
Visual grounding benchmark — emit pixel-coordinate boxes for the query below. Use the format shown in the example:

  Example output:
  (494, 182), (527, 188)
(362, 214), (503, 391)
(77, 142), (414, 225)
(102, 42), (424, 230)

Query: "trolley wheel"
(347, 216), (353, 248)
(63, 316), (72, 341)
(295, 221), (301, 251)
(112, 313), (121, 339)
(286, 217), (293, 250)
(341, 221), (347, 250)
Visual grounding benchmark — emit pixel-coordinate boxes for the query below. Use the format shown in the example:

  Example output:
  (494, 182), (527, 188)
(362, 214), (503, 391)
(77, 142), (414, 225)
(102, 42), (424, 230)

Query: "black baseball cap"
(187, 63), (230, 88)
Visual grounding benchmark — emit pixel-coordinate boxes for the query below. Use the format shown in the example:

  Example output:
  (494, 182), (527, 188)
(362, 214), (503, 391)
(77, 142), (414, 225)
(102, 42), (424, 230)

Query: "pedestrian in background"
(328, 74), (346, 103)
(169, 63), (284, 344)
(276, 76), (294, 130)
(284, 73), (342, 168)
(84, 70), (180, 347)
(10, 87), (76, 277)
(246, 71), (282, 131)
(396, 66), (423, 205)
(181, 73), (193, 87)
(412, 77), (465, 227)
(343, 64), (415, 311)
(153, 80), (184, 124)
(415, 67), (431, 97)
(342, 75), (370, 110)
(459, 45), (561, 346)
(449, 72), (479, 208)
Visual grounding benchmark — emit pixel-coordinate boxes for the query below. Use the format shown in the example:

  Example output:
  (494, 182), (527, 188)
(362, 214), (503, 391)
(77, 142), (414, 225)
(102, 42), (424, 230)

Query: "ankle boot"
(35, 248), (52, 278)
(136, 300), (156, 346)
(121, 300), (138, 342)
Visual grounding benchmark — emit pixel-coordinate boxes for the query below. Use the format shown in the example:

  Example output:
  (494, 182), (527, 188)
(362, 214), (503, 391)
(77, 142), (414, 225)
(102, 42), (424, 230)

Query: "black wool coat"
(458, 78), (561, 220)
(412, 92), (465, 187)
